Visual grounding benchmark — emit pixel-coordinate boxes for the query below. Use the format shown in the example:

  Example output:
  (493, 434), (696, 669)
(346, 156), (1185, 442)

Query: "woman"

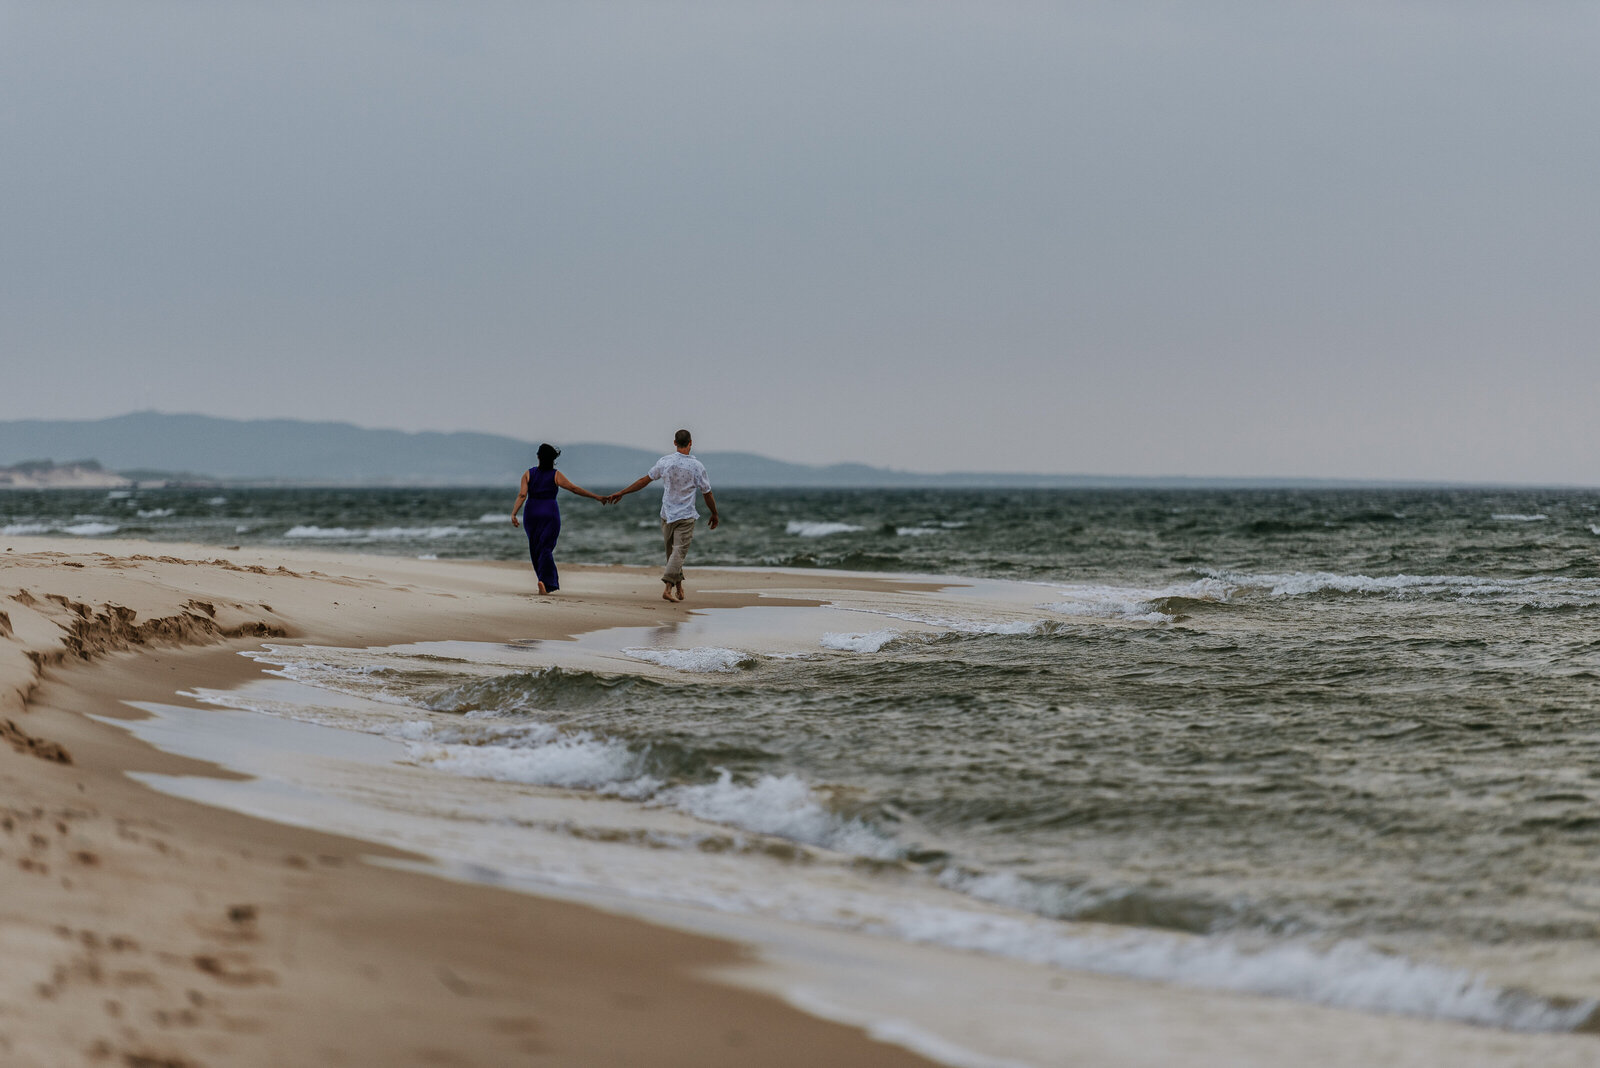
(511, 443), (605, 594)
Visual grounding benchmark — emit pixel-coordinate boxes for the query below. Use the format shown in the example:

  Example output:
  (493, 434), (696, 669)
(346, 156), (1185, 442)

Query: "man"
(608, 429), (720, 601)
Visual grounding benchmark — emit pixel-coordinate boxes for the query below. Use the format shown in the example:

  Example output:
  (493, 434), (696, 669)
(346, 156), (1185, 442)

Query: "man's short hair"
(674, 429), (692, 448)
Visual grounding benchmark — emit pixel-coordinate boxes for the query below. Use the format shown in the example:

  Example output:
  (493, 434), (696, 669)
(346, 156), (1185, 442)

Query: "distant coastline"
(0, 459), (132, 491)
(0, 412), (1576, 490)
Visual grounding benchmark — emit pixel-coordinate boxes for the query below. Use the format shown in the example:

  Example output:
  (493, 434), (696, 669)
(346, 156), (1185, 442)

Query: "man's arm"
(702, 490), (719, 530)
(606, 475), (653, 505)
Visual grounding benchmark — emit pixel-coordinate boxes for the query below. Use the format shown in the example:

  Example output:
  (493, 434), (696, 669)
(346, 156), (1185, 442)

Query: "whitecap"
(1216, 570), (1531, 599)
(1493, 513), (1548, 522)
(136, 508), (175, 518)
(820, 630), (903, 653)
(61, 522), (119, 536)
(406, 722), (660, 799)
(1, 522), (49, 536)
(1040, 578), (1233, 625)
(655, 770), (900, 859)
(1045, 600), (1173, 624)
(896, 526), (943, 537)
(365, 525), (471, 540)
(786, 520), (864, 537)
(283, 525), (359, 538)
(877, 613), (1053, 636)
(623, 647), (755, 672)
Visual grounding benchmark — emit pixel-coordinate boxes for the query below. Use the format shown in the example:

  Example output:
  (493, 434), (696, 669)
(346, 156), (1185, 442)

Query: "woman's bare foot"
(662, 585), (675, 601)
(674, 583), (686, 601)
(537, 581), (548, 595)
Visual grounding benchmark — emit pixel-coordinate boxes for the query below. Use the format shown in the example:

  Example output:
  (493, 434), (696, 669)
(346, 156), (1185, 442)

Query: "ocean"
(11, 484), (1600, 1035)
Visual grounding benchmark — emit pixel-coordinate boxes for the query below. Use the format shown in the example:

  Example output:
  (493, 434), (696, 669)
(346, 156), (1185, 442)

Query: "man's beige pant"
(661, 517), (696, 585)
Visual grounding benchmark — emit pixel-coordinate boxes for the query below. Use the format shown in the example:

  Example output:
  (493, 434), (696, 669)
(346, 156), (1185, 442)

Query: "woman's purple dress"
(523, 467), (561, 590)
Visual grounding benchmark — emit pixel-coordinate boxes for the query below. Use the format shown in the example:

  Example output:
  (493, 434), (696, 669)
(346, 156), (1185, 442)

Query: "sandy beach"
(4, 535), (1599, 1067)
(0, 538), (945, 1066)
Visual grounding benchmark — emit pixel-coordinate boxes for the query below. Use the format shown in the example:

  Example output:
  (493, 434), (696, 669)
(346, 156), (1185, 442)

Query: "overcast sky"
(3, 2), (1597, 481)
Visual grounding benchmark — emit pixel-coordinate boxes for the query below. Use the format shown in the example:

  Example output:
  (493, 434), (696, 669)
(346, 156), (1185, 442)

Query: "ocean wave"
(406, 721), (661, 799)
(1211, 570), (1550, 600)
(370, 525), (472, 539)
(940, 869), (1233, 934)
(283, 525), (362, 539)
(623, 647), (755, 673)
(654, 770), (900, 859)
(786, 520), (865, 537)
(820, 630), (904, 653)
(1045, 599), (1176, 625)
(423, 666), (652, 716)
(871, 898), (1592, 1033)
(896, 526), (944, 537)
(402, 718), (899, 857)
(1493, 513), (1548, 522)
(771, 550), (910, 572)
(3, 520), (122, 536)
(868, 610), (1060, 637)
(1041, 578), (1235, 625)
(406, 713), (1600, 1031)
(284, 524), (472, 540)
(136, 508), (176, 518)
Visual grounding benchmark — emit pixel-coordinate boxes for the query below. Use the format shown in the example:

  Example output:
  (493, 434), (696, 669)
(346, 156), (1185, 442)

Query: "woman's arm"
(510, 470), (529, 527)
(554, 470), (606, 502)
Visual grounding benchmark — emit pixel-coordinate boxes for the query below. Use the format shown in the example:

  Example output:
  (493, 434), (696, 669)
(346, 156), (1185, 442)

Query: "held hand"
(708, 514), (719, 530)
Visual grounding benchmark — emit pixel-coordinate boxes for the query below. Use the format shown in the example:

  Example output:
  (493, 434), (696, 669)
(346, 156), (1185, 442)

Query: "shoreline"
(0, 537), (943, 1066)
(4, 536), (1600, 1066)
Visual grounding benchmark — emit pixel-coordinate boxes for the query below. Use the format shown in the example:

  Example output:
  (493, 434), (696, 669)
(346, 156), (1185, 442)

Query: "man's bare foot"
(662, 585), (675, 601)
(674, 583), (686, 601)
(537, 581), (548, 595)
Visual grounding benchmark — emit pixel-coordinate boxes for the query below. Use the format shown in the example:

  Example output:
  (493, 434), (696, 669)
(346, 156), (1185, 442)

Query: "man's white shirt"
(648, 453), (711, 522)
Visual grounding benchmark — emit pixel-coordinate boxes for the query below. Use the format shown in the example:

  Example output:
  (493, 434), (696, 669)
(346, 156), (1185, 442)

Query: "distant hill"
(0, 412), (1420, 489)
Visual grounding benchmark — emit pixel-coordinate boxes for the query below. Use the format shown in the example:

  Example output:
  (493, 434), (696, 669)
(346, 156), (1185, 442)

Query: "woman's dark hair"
(536, 443), (561, 470)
